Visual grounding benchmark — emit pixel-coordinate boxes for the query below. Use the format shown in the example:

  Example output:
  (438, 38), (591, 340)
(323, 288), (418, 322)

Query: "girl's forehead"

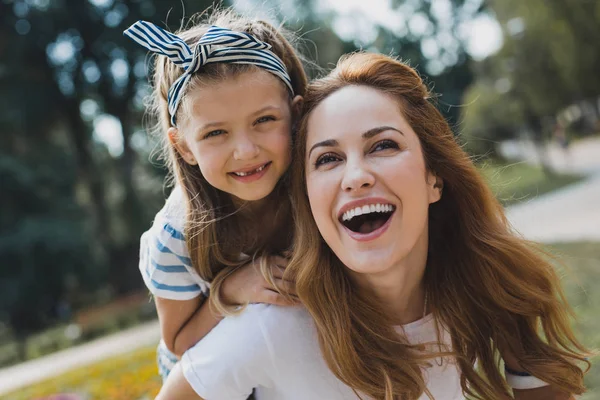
(180, 69), (290, 124)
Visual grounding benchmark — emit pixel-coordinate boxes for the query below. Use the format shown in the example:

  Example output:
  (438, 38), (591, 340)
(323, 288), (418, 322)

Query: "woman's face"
(304, 85), (441, 281)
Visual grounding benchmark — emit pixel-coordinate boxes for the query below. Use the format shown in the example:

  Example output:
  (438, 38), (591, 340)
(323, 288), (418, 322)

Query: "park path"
(1, 137), (598, 396)
(0, 320), (161, 396)
(503, 136), (600, 243)
(506, 173), (600, 242)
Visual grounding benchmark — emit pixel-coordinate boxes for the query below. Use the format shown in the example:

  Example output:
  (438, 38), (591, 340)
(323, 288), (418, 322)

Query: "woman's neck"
(351, 226), (430, 325)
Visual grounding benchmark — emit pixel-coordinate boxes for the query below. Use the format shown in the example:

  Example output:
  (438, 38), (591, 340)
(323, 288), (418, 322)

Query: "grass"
(8, 241), (600, 399)
(479, 160), (582, 205)
(548, 242), (600, 399)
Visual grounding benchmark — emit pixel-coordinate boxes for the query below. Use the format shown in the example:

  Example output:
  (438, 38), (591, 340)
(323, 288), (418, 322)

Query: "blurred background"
(1, 0), (599, 398)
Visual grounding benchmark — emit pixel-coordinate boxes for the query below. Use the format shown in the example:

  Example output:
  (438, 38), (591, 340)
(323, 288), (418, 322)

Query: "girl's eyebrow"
(198, 121), (225, 131)
(308, 126), (404, 157)
(251, 105), (282, 117)
(194, 106), (283, 135)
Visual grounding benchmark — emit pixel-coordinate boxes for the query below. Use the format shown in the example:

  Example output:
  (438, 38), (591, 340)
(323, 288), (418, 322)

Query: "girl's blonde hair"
(148, 9), (308, 312)
(287, 52), (589, 400)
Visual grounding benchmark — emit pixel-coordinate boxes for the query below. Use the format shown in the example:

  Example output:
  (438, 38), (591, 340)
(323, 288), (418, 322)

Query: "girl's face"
(171, 69), (301, 203)
(304, 85), (441, 282)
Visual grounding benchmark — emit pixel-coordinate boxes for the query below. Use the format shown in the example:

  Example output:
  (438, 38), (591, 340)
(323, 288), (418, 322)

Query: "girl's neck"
(230, 190), (291, 253)
(232, 194), (273, 218)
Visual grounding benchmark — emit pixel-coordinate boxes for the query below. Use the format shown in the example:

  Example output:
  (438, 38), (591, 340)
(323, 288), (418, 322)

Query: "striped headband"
(124, 20), (294, 126)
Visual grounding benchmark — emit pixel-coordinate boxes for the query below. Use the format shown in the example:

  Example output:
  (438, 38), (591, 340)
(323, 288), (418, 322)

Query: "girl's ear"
(291, 95), (304, 120)
(168, 127), (198, 166)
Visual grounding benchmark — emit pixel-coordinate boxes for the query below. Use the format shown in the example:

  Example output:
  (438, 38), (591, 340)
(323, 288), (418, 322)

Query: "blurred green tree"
(461, 0), (600, 156)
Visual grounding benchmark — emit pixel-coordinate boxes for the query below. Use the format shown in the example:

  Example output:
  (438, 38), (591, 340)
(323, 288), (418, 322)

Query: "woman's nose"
(341, 159), (375, 192)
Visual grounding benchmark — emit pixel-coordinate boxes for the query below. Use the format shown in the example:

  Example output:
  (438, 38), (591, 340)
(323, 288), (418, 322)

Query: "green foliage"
(461, 0), (600, 151)
(460, 81), (525, 156)
(0, 147), (98, 335)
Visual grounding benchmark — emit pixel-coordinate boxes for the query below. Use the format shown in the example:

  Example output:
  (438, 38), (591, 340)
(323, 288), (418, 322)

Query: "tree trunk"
(63, 97), (110, 245)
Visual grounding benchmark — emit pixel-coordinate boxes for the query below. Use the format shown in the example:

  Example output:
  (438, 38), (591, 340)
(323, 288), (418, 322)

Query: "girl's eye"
(255, 115), (276, 125)
(315, 153), (341, 167)
(204, 129), (226, 139)
(372, 139), (399, 152)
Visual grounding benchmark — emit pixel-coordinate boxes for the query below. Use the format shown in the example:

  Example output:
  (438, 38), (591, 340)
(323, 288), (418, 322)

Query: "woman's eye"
(372, 139), (399, 152)
(315, 153), (341, 167)
(204, 129), (226, 139)
(255, 115), (276, 125)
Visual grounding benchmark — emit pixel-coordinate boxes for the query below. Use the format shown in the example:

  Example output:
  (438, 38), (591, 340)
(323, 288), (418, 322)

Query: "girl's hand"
(221, 255), (298, 306)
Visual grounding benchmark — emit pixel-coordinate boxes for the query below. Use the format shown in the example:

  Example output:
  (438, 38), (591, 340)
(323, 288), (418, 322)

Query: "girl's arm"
(165, 254), (296, 357)
(155, 295), (220, 358)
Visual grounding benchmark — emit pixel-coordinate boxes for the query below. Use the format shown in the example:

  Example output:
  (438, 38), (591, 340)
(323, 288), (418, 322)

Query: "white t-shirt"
(181, 304), (465, 400)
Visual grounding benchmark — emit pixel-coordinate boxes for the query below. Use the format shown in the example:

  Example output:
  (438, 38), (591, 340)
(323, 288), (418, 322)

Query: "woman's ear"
(168, 127), (198, 166)
(291, 95), (304, 120)
(427, 172), (443, 204)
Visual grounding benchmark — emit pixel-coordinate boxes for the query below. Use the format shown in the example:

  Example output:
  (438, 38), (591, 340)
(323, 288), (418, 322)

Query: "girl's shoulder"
(159, 185), (187, 231)
(139, 186), (209, 300)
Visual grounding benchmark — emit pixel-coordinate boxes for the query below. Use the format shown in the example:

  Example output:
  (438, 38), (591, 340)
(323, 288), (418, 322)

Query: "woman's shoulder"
(184, 304), (314, 364)
(220, 304), (313, 338)
(181, 305), (318, 399)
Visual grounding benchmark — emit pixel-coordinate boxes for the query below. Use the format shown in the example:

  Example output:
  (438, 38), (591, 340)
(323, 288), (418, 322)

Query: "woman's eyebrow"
(362, 125), (404, 139)
(308, 126), (404, 157)
(308, 139), (339, 157)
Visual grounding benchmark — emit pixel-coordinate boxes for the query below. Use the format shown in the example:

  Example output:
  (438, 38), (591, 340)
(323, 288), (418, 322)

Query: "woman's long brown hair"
(287, 52), (589, 400)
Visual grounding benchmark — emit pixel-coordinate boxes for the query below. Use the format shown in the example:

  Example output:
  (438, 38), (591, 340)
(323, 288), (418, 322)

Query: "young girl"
(124, 9), (307, 380)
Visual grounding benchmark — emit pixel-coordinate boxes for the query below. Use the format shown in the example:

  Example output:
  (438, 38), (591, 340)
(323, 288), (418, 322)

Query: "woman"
(158, 52), (589, 400)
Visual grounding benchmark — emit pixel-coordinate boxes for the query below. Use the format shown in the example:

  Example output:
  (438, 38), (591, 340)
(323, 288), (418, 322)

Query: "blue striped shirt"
(139, 186), (209, 301)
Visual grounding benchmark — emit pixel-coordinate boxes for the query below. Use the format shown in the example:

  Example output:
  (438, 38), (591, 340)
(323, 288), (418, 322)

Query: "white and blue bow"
(124, 20), (294, 126)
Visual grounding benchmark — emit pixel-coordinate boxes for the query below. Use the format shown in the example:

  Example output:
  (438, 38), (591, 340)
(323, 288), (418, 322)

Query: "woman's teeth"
(233, 163), (268, 177)
(341, 204), (395, 222)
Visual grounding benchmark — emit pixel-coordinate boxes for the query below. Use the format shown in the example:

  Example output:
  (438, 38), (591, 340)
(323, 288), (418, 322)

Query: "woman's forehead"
(305, 85), (410, 145)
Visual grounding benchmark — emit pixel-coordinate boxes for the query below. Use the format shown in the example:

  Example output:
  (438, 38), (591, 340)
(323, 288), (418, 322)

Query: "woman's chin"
(338, 250), (397, 277)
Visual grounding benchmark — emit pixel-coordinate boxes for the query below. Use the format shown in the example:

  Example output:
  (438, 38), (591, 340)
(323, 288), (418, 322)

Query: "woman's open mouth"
(339, 203), (396, 238)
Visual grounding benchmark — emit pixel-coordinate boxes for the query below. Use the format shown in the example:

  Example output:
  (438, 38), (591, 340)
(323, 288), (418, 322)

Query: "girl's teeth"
(234, 164), (267, 176)
(341, 203), (395, 222)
